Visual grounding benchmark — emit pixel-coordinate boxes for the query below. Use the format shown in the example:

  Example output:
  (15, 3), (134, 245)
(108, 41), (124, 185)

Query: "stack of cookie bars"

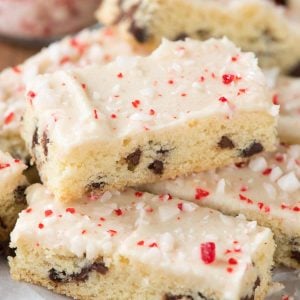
(1, 1), (300, 299)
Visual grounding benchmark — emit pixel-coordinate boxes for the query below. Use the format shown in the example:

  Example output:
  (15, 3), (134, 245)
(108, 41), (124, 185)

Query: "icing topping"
(144, 144), (300, 236)
(0, 27), (137, 137)
(26, 38), (275, 148)
(0, 150), (27, 194)
(11, 184), (272, 298)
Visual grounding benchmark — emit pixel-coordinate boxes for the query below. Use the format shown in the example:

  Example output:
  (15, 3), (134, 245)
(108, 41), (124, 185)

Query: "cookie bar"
(0, 151), (28, 242)
(143, 144), (300, 269)
(275, 77), (300, 144)
(0, 26), (138, 161)
(97, 0), (300, 72)
(9, 184), (275, 300)
(22, 38), (277, 202)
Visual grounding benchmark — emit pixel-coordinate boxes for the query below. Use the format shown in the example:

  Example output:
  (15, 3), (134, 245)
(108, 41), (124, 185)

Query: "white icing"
(0, 150), (27, 195)
(11, 185), (272, 299)
(0, 27), (136, 137)
(144, 144), (300, 236)
(25, 38), (275, 149)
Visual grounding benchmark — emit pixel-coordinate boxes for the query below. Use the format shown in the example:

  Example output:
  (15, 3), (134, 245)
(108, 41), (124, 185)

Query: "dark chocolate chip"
(0, 217), (7, 229)
(13, 185), (27, 204)
(91, 262), (109, 275)
(218, 136), (235, 149)
(32, 127), (39, 149)
(174, 33), (189, 41)
(48, 261), (109, 283)
(272, 0), (288, 5)
(289, 62), (300, 77)
(49, 268), (68, 283)
(156, 146), (172, 156)
(148, 160), (164, 175)
(291, 250), (300, 263)
(197, 292), (210, 300)
(41, 131), (49, 157)
(85, 181), (106, 193)
(240, 142), (264, 158)
(71, 266), (91, 282)
(235, 161), (248, 168)
(126, 148), (142, 171)
(129, 21), (148, 43)
(164, 294), (193, 300)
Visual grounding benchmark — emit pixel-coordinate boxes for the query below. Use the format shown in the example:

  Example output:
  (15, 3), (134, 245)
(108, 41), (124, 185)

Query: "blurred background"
(0, 0), (100, 70)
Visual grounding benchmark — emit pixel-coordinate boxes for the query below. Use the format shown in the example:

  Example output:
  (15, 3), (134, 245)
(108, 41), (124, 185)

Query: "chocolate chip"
(41, 131), (49, 157)
(197, 292), (210, 300)
(272, 0), (288, 5)
(289, 62), (300, 77)
(85, 180), (106, 193)
(156, 147), (170, 155)
(13, 185), (27, 204)
(240, 142), (264, 157)
(49, 261), (109, 283)
(164, 294), (193, 300)
(291, 250), (300, 263)
(218, 136), (235, 149)
(71, 266), (90, 282)
(49, 268), (68, 283)
(126, 148), (142, 171)
(148, 160), (164, 175)
(174, 33), (188, 41)
(91, 262), (109, 275)
(0, 217), (7, 229)
(129, 21), (148, 43)
(32, 127), (39, 149)
(235, 161), (248, 168)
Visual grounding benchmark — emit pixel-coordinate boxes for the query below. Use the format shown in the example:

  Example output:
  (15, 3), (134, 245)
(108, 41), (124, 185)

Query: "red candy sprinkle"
(135, 191), (143, 197)
(149, 242), (158, 248)
(177, 203), (183, 211)
(12, 66), (21, 73)
(59, 56), (70, 65)
(137, 240), (144, 246)
(239, 194), (253, 204)
(0, 163), (10, 169)
(66, 207), (76, 214)
(99, 217), (106, 222)
(44, 210), (53, 217)
(38, 223), (44, 229)
(117, 72), (123, 78)
(200, 242), (216, 264)
(293, 207), (300, 212)
(219, 96), (228, 103)
(222, 74), (235, 85)
(262, 168), (272, 175)
(111, 114), (117, 119)
(228, 258), (238, 265)
(26, 208), (32, 213)
(168, 80), (174, 84)
(93, 109), (98, 119)
(181, 93), (187, 97)
(114, 208), (123, 216)
(227, 267), (233, 273)
(199, 76), (205, 82)
(149, 109), (156, 115)
(81, 230), (87, 235)
(132, 99), (141, 108)
(4, 112), (14, 125)
(195, 188), (210, 200)
(273, 94), (279, 105)
(81, 83), (86, 90)
(107, 229), (117, 236)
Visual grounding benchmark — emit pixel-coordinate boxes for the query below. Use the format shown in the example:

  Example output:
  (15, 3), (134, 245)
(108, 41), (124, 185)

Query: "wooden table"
(0, 41), (40, 71)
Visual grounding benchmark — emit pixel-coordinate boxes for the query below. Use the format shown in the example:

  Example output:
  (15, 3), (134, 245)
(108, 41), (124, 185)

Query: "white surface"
(1, 258), (300, 300)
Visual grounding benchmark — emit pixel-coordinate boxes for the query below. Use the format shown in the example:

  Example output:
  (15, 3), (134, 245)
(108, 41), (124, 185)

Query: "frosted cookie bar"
(23, 38), (277, 202)
(144, 144), (300, 269)
(97, 0), (300, 72)
(0, 151), (28, 242)
(9, 184), (275, 300)
(0, 27), (138, 161)
(275, 77), (300, 144)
